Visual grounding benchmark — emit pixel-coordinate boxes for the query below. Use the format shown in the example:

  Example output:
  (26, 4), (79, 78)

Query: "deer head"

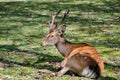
(41, 10), (69, 46)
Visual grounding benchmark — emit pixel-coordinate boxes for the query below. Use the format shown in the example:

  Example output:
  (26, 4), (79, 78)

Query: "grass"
(0, 0), (120, 80)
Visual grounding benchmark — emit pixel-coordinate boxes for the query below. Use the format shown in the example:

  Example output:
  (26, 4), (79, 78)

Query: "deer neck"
(55, 36), (72, 57)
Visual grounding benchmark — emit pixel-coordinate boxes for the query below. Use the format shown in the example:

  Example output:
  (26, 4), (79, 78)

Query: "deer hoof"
(56, 62), (62, 70)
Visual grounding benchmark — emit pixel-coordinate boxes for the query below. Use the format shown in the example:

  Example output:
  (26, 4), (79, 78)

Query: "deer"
(41, 10), (104, 79)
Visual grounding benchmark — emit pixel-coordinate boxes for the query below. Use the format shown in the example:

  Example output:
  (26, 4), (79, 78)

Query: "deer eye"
(51, 35), (54, 37)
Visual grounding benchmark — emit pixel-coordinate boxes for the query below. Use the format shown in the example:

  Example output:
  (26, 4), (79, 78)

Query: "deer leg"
(38, 69), (56, 76)
(61, 58), (68, 67)
(57, 67), (69, 77)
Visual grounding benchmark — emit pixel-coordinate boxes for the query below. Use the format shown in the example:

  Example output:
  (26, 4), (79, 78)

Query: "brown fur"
(64, 45), (104, 74)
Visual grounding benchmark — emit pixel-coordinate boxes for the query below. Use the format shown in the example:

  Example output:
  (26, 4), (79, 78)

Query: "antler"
(47, 10), (61, 30)
(56, 10), (69, 27)
(47, 10), (69, 31)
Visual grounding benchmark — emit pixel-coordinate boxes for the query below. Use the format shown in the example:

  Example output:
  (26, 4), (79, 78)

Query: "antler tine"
(56, 10), (61, 16)
(56, 10), (69, 27)
(47, 10), (61, 30)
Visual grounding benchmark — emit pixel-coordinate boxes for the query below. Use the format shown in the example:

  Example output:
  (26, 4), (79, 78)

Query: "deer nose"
(41, 42), (44, 46)
(41, 42), (47, 46)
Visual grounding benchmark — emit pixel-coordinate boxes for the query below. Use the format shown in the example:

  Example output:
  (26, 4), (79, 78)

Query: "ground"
(0, 0), (120, 80)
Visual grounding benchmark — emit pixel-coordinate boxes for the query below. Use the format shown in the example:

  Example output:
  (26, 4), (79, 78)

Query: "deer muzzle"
(41, 41), (48, 46)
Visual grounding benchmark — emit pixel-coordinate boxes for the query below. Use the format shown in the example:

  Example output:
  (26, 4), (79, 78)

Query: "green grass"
(0, 0), (120, 80)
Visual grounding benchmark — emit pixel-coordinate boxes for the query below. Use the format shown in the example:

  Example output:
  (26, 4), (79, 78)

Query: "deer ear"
(59, 25), (66, 35)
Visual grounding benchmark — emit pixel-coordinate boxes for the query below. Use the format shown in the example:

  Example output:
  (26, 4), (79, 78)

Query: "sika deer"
(41, 10), (104, 79)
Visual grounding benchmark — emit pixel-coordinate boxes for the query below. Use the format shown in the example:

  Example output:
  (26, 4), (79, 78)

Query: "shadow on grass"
(0, 45), (62, 72)
(104, 62), (120, 69)
(92, 40), (120, 49)
(99, 76), (117, 80)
